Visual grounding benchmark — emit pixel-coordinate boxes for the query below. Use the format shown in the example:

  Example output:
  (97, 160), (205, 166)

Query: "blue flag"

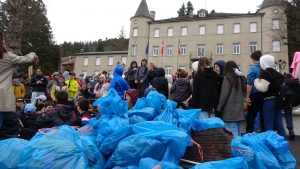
(145, 41), (149, 55)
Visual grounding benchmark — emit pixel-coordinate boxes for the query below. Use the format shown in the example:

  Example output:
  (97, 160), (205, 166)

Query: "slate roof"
(134, 0), (151, 18)
(75, 51), (128, 56)
(259, 0), (282, 9)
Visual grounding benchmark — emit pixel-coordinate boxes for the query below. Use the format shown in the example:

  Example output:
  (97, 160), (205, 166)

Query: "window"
(166, 66), (172, 75)
(153, 46), (159, 56)
(199, 26), (205, 35)
(107, 70), (112, 78)
(217, 24), (224, 34)
(154, 29), (160, 37)
(179, 66), (186, 71)
(273, 19), (280, 29)
(133, 28), (138, 37)
(216, 44), (223, 55)
(272, 40), (280, 52)
(168, 28), (173, 36)
(234, 23), (240, 33)
(197, 44), (206, 57)
(180, 45), (187, 55)
(82, 71), (87, 78)
(94, 71), (99, 75)
(96, 57), (100, 65)
(250, 23), (257, 32)
(250, 42), (257, 53)
(108, 56), (113, 65)
(181, 27), (187, 36)
(233, 43), (240, 54)
(121, 56), (127, 65)
(199, 13), (206, 17)
(83, 57), (88, 66)
(167, 46), (173, 56)
(131, 45), (137, 56)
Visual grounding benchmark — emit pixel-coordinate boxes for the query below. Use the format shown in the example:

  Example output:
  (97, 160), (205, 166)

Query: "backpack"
(266, 70), (300, 108)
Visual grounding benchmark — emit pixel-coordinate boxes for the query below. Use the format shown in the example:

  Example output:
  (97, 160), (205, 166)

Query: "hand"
(135, 80), (138, 84)
(246, 98), (251, 106)
(34, 56), (39, 64)
(140, 80), (144, 83)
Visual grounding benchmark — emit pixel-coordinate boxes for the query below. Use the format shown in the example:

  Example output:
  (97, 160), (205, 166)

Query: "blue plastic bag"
(100, 125), (134, 155)
(80, 136), (106, 169)
(105, 130), (192, 168)
(0, 138), (28, 169)
(176, 109), (201, 135)
(92, 88), (128, 117)
(139, 157), (183, 169)
(113, 166), (140, 169)
(192, 117), (224, 131)
(19, 125), (89, 169)
(175, 109), (201, 119)
(153, 100), (178, 125)
(127, 98), (156, 124)
(190, 157), (248, 169)
(77, 124), (98, 137)
(132, 121), (181, 134)
(145, 91), (167, 115)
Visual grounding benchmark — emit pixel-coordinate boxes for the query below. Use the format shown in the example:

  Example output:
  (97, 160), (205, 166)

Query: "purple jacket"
(170, 78), (191, 102)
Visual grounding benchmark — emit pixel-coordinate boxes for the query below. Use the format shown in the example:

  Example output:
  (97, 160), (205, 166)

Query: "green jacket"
(65, 79), (79, 98)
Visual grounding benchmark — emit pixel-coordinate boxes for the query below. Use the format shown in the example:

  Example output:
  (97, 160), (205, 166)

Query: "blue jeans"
(0, 112), (4, 129)
(199, 111), (210, 119)
(284, 107), (293, 131)
(263, 99), (286, 138)
(31, 92), (45, 105)
(224, 121), (241, 136)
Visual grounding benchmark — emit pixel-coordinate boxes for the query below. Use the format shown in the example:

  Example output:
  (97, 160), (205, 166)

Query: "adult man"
(246, 50), (264, 133)
(46, 72), (60, 97)
(65, 71), (79, 99)
(30, 68), (48, 105)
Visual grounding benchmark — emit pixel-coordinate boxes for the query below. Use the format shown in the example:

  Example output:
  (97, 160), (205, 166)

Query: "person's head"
(102, 70), (107, 76)
(44, 101), (55, 112)
(99, 74), (106, 83)
(52, 72), (60, 80)
(21, 74), (29, 80)
(81, 83), (87, 90)
(148, 63), (156, 71)
(94, 76), (99, 82)
(69, 72), (76, 80)
(131, 61), (137, 68)
(284, 73), (293, 81)
(16, 98), (25, 108)
(250, 50), (262, 63)
(36, 95), (47, 105)
(24, 104), (36, 115)
(36, 68), (42, 76)
(179, 70), (188, 78)
(198, 57), (211, 73)
(214, 60), (225, 75)
(144, 87), (157, 98)
(0, 31), (7, 58)
(259, 55), (275, 70)
(224, 60), (244, 90)
(141, 58), (147, 66)
(55, 91), (68, 104)
(77, 99), (90, 113)
(12, 74), (20, 83)
(57, 75), (65, 84)
(177, 69), (182, 74)
(156, 67), (165, 77)
(125, 89), (139, 109)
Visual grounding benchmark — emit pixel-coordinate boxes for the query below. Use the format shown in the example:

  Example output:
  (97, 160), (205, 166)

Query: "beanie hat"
(12, 74), (20, 79)
(214, 60), (226, 76)
(24, 104), (36, 114)
(52, 72), (60, 76)
(260, 55), (275, 70)
(126, 89), (139, 106)
(144, 87), (157, 98)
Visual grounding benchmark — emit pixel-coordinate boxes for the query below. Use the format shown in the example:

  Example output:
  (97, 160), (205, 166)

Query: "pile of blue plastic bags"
(0, 89), (296, 169)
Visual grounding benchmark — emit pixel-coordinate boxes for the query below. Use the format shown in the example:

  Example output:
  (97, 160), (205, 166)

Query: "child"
(12, 74), (25, 99)
(80, 83), (89, 99)
(125, 89), (139, 110)
(109, 66), (130, 100)
(87, 83), (96, 101)
(35, 95), (47, 112)
(51, 75), (68, 101)
(152, 68), (169, 99)
(94, 74), (106, 98)
(101, 78), (110, 97)
(76, 99), (92, 126)
(18, 104), (40, 140)
(37, 101), (55, 114)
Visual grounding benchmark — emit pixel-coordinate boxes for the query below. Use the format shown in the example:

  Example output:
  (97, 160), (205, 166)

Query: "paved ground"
(289, 136), (300, 169)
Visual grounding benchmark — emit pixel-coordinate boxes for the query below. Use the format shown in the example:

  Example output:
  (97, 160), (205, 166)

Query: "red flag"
(161, 39), (164, 55)
(178, 39), (181, 54)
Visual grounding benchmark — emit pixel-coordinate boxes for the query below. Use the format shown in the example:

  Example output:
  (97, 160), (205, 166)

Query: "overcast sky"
(43, 0), (263, 44)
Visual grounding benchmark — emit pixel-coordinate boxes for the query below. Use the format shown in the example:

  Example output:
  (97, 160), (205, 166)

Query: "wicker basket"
(182, 128), (234, 163)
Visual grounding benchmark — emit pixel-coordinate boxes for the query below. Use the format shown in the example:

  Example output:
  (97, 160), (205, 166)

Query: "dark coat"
(21, 114), (40, 130)
(171, 78), (191, 102)
(152, 68), (169, 99)
(148, 69), (157, 85)
(192, 67), (219, 112)
(30, 74), (48, 92)
(127, 61), (138, 81)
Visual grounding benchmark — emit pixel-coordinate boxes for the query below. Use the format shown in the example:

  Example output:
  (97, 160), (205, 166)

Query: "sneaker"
(289, 131), (296, 140)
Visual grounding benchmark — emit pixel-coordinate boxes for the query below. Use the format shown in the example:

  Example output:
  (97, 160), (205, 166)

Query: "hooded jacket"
(78, 73), (85, 82)
(135, 59), (148, 82)
(12, 82), (25, 99)
(148, 69), (157, 85)
(30, 74), (48, 92)
(214, 60), (225, 76)
(127, 61), (138, 81)
(46, 79), (58, 94)
(192, 67), (219, 111)
(152, 68), (169, 99)
(51, 82), (68, 100)
(171, 78), (191, 102)
(109, 66), (130, 100)
(65, 79), (79, 98)
(63, 71), (69, 80)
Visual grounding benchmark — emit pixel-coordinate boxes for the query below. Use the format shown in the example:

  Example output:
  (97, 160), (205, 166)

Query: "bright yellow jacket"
(12, 83), (25, 99)
(65, 79), (79, 98)
(51, 83), (69, 100)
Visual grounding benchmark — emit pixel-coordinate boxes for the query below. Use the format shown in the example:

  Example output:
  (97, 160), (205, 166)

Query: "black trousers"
(246, 92), (264, 133)
(128, 80), (137, 89)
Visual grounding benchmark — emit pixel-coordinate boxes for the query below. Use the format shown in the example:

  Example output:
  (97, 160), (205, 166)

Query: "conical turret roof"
(259, 0), (282, 9)
(134, 0), (151, 18)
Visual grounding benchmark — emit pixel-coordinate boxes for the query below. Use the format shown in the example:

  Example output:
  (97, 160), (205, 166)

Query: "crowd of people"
(1, 30), (300, 141)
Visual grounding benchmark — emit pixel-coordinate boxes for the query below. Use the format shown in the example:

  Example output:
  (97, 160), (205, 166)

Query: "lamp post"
(274, 59), (286, 73)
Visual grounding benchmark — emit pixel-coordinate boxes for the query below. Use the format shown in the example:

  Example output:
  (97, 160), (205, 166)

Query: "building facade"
(74, 51), (128, 78)
(128, 0), (288, 75)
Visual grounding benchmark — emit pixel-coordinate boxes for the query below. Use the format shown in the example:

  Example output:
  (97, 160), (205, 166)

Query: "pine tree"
(186, 1), (194, 15)
(177, 3), (186, 16)
(118, 26), (126, 38)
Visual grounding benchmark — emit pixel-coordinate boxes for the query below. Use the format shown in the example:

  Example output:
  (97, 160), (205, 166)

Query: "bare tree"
(118, 26), (126, 39)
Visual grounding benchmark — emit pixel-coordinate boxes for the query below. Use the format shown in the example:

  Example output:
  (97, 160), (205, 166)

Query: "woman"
(0, 31), (38, 140)
(127, 61), (138, 89)
(125, 89), (139, 110)
(148, 63), (157, 85)
(217, 61), (245, 136)
(94, 74), (106, 98)
(12, 74), (25, 99)
(192, 57), (219, 119)
(135, 58), (149, 97)
(254, 55), (286, 138)
(171, 70), (191, 107)
(214, 60), (225, 119)
(151, 67), (169, 99)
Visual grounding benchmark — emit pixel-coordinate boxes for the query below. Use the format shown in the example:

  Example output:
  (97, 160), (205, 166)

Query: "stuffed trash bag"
(113, 166), (140, 169)
(139, 157), (183, 169)
(190, 157), (248, 169)
(153, 100), (178, 125)
(92, 88), (128, 117)
(145, 90), (167, 115)
(19, 125), (89, 169)
(77, 118), (99, 137)
(132, 121), (182, 134)
(80, 136), (106, 169)
(104, 130), (192, 168)
(176, 109), (201, 134)
(231, 136), (266, 169)
(127, 98), (156, 124)
(192, 117), (225, 131)
(0, 138), (28, 169)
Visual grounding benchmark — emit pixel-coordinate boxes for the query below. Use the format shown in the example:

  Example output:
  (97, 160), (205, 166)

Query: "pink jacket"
(291, 52), (300, 81)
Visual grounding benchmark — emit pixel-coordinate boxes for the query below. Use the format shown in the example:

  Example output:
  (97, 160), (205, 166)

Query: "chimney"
(189, 9), (194, 18)
(150, 11), (156, 20)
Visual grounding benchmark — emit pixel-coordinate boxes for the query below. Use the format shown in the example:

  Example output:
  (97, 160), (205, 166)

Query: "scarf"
(13, 81), (21, 86)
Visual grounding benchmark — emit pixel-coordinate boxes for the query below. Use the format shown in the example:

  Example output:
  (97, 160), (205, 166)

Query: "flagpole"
(161, 38), (163, 67)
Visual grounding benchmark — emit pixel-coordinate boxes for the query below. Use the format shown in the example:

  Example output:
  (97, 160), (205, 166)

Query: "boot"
(289, 130), (296, 140)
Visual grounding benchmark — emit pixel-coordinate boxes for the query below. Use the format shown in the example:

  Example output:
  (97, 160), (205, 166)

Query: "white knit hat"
(260, 55), (275, 70)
